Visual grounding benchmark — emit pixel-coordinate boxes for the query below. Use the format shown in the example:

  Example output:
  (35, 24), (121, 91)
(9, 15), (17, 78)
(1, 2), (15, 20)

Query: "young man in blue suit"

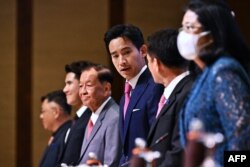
(146, 29), (194, 167)
(39, 90), (72, 167)
(104, 24), (163, 166)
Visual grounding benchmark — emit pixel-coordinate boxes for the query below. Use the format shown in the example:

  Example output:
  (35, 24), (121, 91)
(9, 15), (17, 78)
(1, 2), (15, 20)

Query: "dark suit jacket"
(39, 120), (72, 167)
(119, 68), (164, 164)
(59, 108), (92, 166)
(78, 98), (121, 167)
(147, 75), (193, 167)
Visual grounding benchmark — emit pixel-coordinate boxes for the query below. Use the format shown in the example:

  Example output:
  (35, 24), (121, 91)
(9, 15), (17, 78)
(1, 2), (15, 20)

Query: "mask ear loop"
(198, 39), (214, 51)
(199, 31), (210, 37)
(196, 31), (214, 53)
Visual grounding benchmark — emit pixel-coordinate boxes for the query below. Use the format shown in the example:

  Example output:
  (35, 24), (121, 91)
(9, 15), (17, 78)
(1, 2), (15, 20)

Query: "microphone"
(120, 138), (147, 167)
(120, 161), (130, 167)
(150, 132), (168, 148)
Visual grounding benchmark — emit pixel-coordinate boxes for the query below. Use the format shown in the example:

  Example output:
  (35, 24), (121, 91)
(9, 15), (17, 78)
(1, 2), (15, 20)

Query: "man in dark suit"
(104, 24), (163, 166)
(78, 65), (121, 167)
(39, 90), (72, 167)
(146, 29), (194, 167)
(60, 61), (95, 166)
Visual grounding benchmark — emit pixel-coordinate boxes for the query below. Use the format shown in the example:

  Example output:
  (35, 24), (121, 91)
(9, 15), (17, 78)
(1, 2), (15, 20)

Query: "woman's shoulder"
(211, 56), (243, 75)
(208, 56), (250, 86)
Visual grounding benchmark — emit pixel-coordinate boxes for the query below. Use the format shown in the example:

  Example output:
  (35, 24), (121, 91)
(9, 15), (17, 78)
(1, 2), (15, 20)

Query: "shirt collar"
(127, 65), (147, 89)
(163, 71), (190, 99)
(76, 105), (88, 118)
(90, 96), (111, 125)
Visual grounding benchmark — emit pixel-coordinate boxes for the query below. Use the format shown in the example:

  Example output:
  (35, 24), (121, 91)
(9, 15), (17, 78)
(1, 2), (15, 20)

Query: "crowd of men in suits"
(39, 24), (193, 167)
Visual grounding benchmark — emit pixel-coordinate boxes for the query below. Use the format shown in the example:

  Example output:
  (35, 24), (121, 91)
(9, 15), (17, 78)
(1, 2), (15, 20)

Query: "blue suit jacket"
(119, 68), (164, 164)
(39, 120), (72, 167)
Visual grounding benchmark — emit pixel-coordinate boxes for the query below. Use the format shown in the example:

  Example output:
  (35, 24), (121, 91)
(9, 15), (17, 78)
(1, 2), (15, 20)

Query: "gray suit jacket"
(78, 98), (121, 167)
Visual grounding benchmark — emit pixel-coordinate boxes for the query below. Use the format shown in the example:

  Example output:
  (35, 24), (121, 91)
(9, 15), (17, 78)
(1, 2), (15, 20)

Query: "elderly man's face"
(79, 68), (110, 112)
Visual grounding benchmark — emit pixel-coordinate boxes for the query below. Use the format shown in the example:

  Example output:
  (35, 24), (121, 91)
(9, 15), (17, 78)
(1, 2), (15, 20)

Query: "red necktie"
(86, 119), (93, 139)
(123, 82), (132, 118)
(156, 95), (166, 118)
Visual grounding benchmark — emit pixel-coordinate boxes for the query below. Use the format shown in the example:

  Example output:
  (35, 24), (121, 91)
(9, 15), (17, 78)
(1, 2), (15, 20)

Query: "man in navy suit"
(146, 29), (194, 166)
(104, 24), (163, 166)
(39, 90), (72, 167)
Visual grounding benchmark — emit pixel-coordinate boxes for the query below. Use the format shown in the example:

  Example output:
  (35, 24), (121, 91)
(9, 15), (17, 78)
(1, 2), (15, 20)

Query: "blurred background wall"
(0, 0), (249, 166)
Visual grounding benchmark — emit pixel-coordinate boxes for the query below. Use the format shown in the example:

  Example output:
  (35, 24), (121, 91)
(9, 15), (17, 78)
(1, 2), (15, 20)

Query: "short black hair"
(147, 28), (188, 69)
(41, 90), (72, 115)
(104, 24), (144, 54)
(65, 60), (96, 80)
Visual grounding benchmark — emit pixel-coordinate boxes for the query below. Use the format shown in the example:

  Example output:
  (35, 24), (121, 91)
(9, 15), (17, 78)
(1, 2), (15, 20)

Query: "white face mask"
(177, 30), (210, 60)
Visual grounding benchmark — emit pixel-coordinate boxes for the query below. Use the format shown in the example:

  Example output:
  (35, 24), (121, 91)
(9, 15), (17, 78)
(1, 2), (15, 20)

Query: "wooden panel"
(107, 0), (125, 102)
(125, 0), (186, 37)
(33, 0), (108, 166)
(0, 0), (16, 167)
(16, 0), (33, 166)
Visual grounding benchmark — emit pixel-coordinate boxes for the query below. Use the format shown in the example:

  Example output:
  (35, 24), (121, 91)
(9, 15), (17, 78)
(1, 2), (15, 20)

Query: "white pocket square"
(132, 109), (140, 112)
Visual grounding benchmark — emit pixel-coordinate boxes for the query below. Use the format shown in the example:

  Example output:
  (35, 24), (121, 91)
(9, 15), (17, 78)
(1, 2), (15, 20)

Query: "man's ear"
(104, 82), (112, 95)
(154, 58), (161, 72)
(140, 44), (148, 58)
(53, 105), (60, 119)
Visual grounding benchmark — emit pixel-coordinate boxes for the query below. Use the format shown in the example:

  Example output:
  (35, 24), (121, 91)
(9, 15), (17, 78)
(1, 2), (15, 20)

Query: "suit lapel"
(123, 69), (150, 141)
(62, 109), (91, 154)
(79, 98), (114, 158)
(147, 75), (192, 142)
(69, 109), (91, 139)
(147, 97), (175, 141)
(81, 120), (102, 156)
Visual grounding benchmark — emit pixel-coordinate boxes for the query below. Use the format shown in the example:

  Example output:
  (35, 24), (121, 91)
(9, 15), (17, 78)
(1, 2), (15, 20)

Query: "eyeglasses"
(179, 24), (202, 34)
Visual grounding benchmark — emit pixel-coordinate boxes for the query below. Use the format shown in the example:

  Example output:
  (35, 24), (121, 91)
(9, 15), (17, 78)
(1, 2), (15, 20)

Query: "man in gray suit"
(77, 64), (121, 167)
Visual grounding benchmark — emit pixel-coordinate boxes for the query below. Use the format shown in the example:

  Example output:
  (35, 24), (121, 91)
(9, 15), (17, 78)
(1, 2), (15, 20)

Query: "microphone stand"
(129, 138), (161, 167)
